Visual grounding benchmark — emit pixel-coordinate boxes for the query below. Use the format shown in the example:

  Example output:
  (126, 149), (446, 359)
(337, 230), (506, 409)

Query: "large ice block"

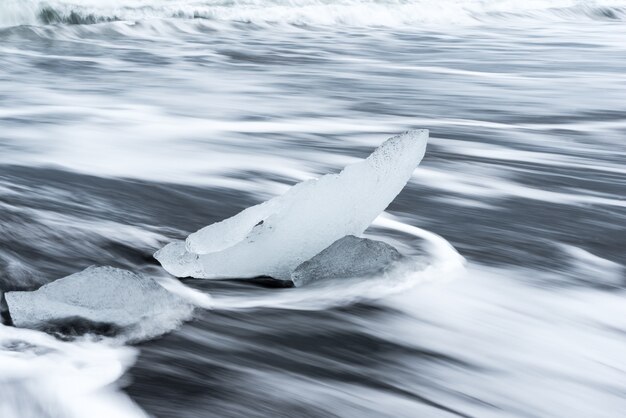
(155, 130), (428, 280)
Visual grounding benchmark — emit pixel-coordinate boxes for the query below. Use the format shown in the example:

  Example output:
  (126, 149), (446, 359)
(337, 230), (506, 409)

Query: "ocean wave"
(1, 0), (626, 29)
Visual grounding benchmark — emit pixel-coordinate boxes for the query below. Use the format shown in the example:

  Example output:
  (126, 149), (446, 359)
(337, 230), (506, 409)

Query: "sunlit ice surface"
(1, 1), (625, 417)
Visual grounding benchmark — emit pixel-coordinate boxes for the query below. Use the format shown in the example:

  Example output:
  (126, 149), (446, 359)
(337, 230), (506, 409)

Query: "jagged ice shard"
(155, 130), (428, 280)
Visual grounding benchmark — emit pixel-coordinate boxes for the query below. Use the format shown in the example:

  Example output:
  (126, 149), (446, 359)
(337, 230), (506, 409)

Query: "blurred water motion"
(1, 1), (626, 417)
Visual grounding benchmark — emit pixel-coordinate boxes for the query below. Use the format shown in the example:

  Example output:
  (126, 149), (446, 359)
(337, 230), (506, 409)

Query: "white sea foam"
(380, 262), (626, 417)
(414, 165), (626, 208)
(558, 244), (625, 287)
(0, 324), (146, 418)
(1, 0), (626, 28)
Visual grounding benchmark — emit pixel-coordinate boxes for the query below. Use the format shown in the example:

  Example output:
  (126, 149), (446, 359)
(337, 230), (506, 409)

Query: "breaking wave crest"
(1, 0), (626, 28)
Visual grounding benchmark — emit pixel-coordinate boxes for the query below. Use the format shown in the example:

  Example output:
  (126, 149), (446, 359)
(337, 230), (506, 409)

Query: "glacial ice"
(5, 266), (193, 340)
(155, 130), (428, 280)
(291, 235), (403, 287)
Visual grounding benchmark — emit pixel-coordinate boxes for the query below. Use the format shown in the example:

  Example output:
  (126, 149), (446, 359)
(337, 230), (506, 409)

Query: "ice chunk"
(5, 266), (193, 340)
(155, 130), (428, 280)
(291, 235), (403, 287)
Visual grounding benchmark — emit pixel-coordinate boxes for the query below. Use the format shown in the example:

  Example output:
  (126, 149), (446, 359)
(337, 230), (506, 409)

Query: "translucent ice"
(5, 266), (193, 340)
(155, 130), (428, 280)
(291, 235), (403, 287)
